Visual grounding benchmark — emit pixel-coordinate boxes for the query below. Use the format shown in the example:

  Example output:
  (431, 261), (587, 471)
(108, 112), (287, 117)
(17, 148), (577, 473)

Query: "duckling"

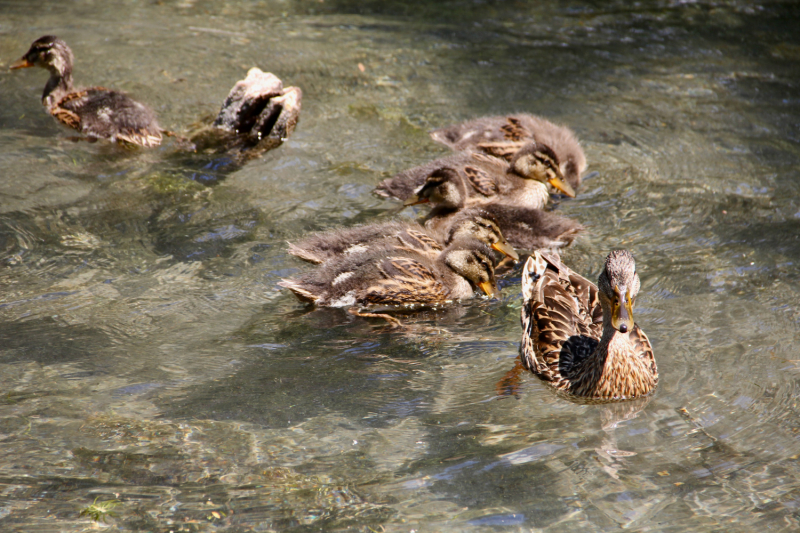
(11, 35), (162, 147)
(458, 204), (583, 251)
(430, 114), (586, 192)
(287, 211), (518, 265)
(279, 237), (499, 309)
(403, 170), (583, 251)
(191, 67), (302, 158)
(375, 144), (574, 209)
(520, 250), (657, 401)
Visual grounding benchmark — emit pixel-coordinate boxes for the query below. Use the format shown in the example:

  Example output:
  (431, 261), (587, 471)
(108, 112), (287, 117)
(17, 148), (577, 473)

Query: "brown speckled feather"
(463, 165), (496, 197)
(287, 221), (445, 265)
(364, 256), (450, 305)
(50, 106), (81, 131)
(399, 229), (442, 254)
(474, 141), (526, 160)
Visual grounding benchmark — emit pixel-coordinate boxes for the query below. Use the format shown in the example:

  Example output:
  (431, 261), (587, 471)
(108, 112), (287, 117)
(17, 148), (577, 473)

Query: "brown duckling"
(520, 250), (657, 401)
(458, 204), (582, 251)
(279, 237), (499, 309)
(375, 145), (575, 208)
(286, 211), (519, 265)
(405, 170), (583, 251)
(430, 114), (586, 192)
(191, 67), (302, 159)
(11, 35), (162, 147)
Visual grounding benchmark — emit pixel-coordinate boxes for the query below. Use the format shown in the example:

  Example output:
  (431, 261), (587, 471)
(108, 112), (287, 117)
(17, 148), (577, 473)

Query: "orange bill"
(491, 240), (519, 262)
(478, 280), (500, 299)
(403, 194), (429, 207)
(10, 58), (33, 70)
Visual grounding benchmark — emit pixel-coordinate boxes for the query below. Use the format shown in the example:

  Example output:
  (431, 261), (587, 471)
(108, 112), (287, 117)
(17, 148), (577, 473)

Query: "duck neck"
(42, 62), (73, 109)
(596, 303), (630, 361)
(573, 304), (653, 399)
(514, 180), (549, 209)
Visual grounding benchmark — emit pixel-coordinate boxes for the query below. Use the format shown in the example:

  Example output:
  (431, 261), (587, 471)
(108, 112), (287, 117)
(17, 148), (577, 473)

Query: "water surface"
(1, 1), (800, 531)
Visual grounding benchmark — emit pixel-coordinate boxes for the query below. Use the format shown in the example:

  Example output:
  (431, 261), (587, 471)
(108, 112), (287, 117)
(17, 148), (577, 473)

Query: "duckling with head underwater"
(520, 250), (657, 401)
(11, 35), (163, 147)
(279, 237), (499, 311)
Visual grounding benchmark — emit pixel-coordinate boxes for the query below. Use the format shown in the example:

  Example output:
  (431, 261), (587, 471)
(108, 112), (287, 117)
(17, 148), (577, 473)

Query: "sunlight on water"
(1, 0), (799, 531)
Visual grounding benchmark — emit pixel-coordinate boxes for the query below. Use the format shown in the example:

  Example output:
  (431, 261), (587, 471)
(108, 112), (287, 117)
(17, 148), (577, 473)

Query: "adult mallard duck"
(11, 35), (162, 147)
(286, 210), (518, 265)
(519, 250), (657, 401)
(375, 144), (575, 207)
(430, 114), (586, 192)
(279, 237), (498, 310)
(401, 169), (583, 251)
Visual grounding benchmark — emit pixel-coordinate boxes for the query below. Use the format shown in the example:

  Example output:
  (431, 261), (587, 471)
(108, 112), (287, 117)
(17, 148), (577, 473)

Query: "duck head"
(404, 167), (467, 209)
(509, 142), (576, 198)
(446, 209), (519, 262)
(443, 238), (499, 298)
(11, 35), (74, 77)
(597, 250), (640, 333)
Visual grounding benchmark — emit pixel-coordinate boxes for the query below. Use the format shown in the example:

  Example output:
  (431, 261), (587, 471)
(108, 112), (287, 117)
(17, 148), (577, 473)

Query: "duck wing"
(430, 115), (532, 155)
(363, 256), (450, 306)
(462, 163), (497, 197)
(287, 222), (443, 265)
(430, 115), (532, 148)
(520, 252), (600, 385)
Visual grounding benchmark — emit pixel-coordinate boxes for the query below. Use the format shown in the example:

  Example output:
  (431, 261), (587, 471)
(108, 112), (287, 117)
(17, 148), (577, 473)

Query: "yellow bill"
(611, 285), (634, 333)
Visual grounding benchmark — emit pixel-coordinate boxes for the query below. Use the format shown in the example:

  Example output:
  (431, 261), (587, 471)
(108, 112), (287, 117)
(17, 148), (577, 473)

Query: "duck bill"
(611, 285), (635, 333)
(548, 173), (576, 198)
(478, 280), (499, 299)
(491, 240), (519, 262)
(403, 194), (429, 207)
(10, 58), (33, 70)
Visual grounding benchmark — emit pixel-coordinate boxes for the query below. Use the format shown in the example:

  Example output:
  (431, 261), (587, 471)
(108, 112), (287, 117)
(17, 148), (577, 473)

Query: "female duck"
(11, 35), (162, 147)
(520, 250), (657, 400)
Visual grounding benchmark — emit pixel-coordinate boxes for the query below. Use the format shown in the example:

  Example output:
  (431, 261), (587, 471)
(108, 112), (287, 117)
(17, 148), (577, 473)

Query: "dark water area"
(1, 0), (800, 531)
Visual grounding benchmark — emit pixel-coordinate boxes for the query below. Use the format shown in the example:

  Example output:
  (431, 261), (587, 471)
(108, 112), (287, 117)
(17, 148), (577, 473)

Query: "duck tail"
(277, 279), (319, 304)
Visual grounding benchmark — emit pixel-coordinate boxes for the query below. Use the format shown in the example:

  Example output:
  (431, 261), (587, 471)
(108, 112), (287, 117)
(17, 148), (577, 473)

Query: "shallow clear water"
(1, 0), (800, 531)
